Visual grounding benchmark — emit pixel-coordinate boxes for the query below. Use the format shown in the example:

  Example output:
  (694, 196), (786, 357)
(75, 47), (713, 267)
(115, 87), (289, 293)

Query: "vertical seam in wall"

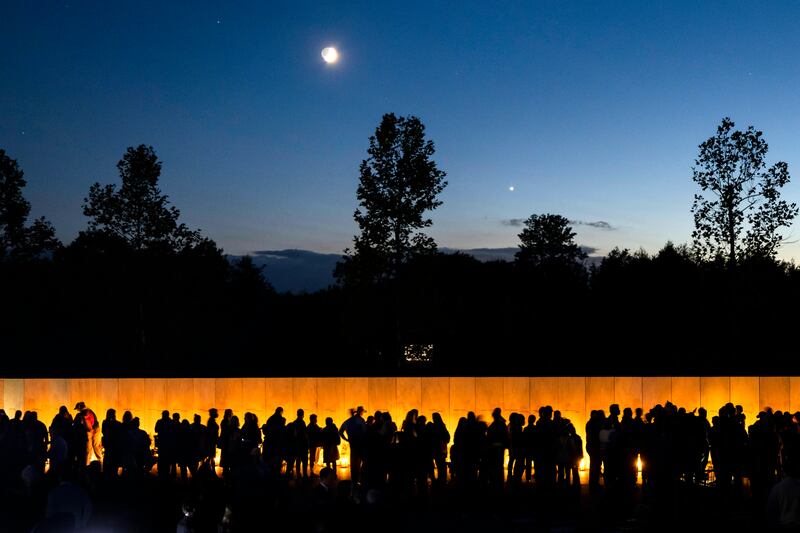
(670, 377), (673, 405)
(612, 376), (616, 407)
(727, 377), (731, 405)
(585, 377), (589, 423)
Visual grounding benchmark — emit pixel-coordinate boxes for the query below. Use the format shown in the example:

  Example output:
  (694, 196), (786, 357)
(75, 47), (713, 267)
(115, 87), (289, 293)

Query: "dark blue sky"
(3, 2), (800, 257)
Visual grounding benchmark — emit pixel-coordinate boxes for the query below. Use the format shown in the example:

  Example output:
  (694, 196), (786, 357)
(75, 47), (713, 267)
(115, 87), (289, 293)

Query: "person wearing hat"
(75, 401), (102, 466)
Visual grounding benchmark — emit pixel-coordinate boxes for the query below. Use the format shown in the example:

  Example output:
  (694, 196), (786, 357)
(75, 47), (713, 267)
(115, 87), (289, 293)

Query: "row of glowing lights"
(209, 445), (643, 474)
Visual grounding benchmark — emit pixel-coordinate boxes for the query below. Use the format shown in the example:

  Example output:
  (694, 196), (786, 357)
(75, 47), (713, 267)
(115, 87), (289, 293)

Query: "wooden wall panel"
(95, 379), (120, 419)
(700, 377), (730, 413)
(3, 379), (23, 416)
(530, 377), (558, 412)
(215, 378), (243, 417)
(558, 376), (586, 438)
(475, 377), (503, 420)
(144, 379), (167, 412)
(193, 378), (215, 415)
(730, 377), (759, 423)
(242, 378), (267, 419)
(503, 377), (530, 414)
(615, 377), (642, 410)
(118, 379), (145, 415)
(790, 377), (800, 413)
(4, 375), (795, 447)
(315, 378), (345, 424)
(368, 378), (396, 415)
(421, 377), (449, 421)
(558, 377), (585, 414)
(166, 378), (194, 418)
(396, 378), (422, 419)
(760, 377), (790, 412)
(343, 378), (368, 415)
(642, 377), (671, 409)
(68, 379), (97, 413)
(586, 377), (614, 413)
(671, 377), (701, 411)
(450, 377), (475, 424)
(265, 378), (293, 418)
(292, 378), (316, 415)
(25, 378), (67, 416)
(143, 379), (168, 435)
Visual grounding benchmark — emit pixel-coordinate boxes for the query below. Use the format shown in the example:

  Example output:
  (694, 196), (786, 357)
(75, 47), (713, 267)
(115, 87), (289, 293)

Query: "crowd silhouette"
(1, 399), (800, 531)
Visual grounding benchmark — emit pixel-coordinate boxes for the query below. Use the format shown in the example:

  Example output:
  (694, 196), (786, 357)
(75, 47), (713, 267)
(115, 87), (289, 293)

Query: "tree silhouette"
(691, 118), (798, 265)
(230, 255), (274, 297)
(335, 113), (447, 286)
(80, 144), (215, 351)
(0, 149), (60, 261)
(82, 145), (200, 252)
(515, 214), (586, 267)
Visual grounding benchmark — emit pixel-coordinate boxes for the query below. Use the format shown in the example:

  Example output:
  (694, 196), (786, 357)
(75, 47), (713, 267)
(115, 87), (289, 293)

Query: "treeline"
(3, 236), (799, 377)
(2, 116), (799, 376)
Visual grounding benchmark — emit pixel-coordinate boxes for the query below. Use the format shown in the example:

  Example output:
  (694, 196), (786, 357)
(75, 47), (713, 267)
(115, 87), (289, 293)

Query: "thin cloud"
(580, 245), (599, 255)
(570, 220), (616, 230)
(501, 218), (615, 230)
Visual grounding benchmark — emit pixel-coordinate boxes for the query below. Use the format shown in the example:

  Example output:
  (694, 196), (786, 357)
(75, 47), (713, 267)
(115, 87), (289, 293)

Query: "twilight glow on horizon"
(2, 2), (800, 259)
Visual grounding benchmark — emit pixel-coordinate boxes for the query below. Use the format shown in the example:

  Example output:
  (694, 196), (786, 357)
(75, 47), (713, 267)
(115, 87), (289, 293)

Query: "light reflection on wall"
(1, 376), (797, 460)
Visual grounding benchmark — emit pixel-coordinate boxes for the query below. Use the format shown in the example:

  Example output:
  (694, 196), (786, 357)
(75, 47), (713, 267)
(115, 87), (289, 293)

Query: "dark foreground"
(0, 466), (772, 533)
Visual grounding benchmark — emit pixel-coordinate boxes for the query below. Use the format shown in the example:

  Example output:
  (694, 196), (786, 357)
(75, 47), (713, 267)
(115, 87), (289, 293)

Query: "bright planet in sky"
(508, 186), (515, 192)
(321, 47), (339, 64)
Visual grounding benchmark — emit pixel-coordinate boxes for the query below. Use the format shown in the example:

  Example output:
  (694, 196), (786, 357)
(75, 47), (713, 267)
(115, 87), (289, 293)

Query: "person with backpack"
(74, 402), (102, 466)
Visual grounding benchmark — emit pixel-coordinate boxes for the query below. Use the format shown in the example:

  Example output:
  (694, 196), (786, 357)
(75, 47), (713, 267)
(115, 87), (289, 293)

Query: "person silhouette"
(219, 409), (234, 475)
(290, 409), (309, 479)
(485, 408), (509, 491)
(263, 407), (286, 473)
(523, 414), (537, 483)
(177, 419), (196, 482)
(313, 466), (338, 510)
(322, 417), (341, 470)
(74, 402), (101, 466)
(101, 409), (121, 477)
(155, 411), (176, 478)
(339, 406), (367, 484)
(767, 443), (800, 529)
(430, 412), (450, 483)
(536, 406), (557, 490)
(205, 408), (219, 471)
(50, 406), (72, 446)
(308, 414), (322, 475)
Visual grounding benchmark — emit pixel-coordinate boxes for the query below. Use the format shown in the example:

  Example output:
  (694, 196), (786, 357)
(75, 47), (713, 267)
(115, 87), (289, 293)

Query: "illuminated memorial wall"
(2, 377), (798, 444)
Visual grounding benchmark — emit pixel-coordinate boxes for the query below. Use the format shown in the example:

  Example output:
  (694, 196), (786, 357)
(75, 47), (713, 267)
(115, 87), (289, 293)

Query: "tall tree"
(691, 118), (797, 264)
(336, 113), (447, 285)
(80, 145), (215, 352)
(0, 149), (59, 261)
(515, 213), (586, 267)
(82, 144), (200, 252)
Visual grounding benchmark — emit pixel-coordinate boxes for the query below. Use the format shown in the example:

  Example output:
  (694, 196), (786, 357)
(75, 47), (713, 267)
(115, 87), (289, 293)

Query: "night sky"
(2, 1), (800, 258)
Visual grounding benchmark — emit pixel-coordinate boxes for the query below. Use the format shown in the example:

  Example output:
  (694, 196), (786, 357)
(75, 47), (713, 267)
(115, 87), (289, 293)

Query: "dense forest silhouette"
(1, 117), (799, 377)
